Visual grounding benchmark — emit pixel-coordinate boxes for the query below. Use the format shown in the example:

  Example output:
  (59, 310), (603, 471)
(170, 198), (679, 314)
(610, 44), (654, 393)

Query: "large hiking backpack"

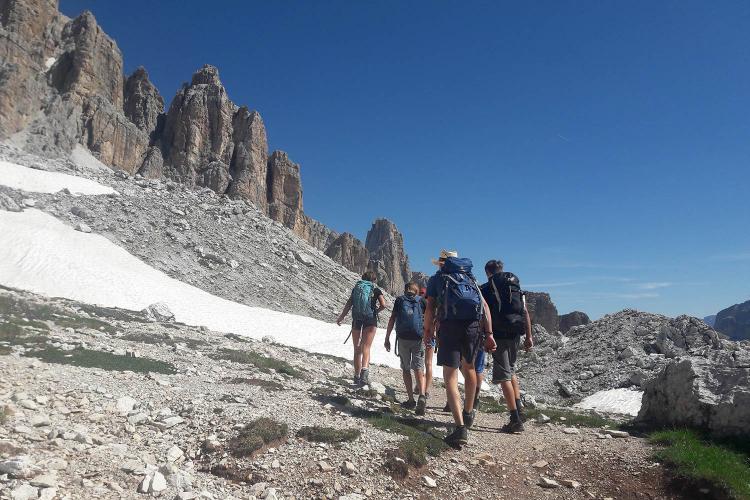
(395, 295), (424, 336)
(439, 257), (483, 322)
(489, 272), (526, 336)
(351, 280), (375, 320)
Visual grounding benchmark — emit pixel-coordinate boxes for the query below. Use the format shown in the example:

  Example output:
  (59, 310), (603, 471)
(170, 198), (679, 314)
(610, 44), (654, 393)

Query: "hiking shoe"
(501, 420), (525, 434)
(400, 399), (417, 410)
(444, 426), (468, 448)
(442, 402), (451, 412)
(518, 409), (528, 423)
(415, 396), (427, 416)
(463, 409), (477, 429)
(474, 389), (481, 411)
(360, 369), (370, 386)
(353, 375), (361, 386)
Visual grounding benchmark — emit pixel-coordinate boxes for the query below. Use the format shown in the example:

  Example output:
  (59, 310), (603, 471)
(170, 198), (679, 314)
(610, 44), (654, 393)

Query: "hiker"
(424, 250), (496, 447)
(384, 282), (427, 415)
(480, 259), (534, 433)
(336, 270), (387, 386)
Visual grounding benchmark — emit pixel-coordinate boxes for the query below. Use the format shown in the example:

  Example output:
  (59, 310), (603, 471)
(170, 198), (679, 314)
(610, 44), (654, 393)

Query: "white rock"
(116, 396), (137, 414)
(531, 460), (548, 468)
(0, 456), (38, 478)
(39, 487), (58, 500)
(561, 479), (582, 489)
(30, 414), (51, 427)
(536, 413), (551, 423)
(562, 427), (580, 435)
(167, 445), (184, 463)
(538, 476), (561, 488)
(369, 382), (387, 395)
(75, 222), (92, 233)
(423, 475), (437, 488)
(602, 429), (629, 438)
(18, 399), (38, 410)
(22, 198), (36, 207)
(30, 473), (58, 488)
(341, 461), (356, 475)
(10, 484), (38, 500)
(150, 471), (167, 492)
(142, 302), (175, 322)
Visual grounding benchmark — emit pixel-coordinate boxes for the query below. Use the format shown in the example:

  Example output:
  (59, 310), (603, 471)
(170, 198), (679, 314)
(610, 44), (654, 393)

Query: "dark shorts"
(491, 336), (519, 383)
(352, 317), (377, 330)
(436, 320), (482, 369)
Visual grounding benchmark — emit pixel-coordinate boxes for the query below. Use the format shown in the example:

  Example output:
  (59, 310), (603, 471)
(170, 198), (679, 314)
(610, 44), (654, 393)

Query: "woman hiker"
(336, 271), (387, 386)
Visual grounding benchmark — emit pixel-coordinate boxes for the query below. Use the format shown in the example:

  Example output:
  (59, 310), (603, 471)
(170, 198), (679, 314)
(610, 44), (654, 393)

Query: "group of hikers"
(336, 250), (534, 448)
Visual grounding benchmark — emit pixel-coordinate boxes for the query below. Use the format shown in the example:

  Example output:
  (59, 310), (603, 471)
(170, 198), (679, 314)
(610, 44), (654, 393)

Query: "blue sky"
(61, 1), (749, 319)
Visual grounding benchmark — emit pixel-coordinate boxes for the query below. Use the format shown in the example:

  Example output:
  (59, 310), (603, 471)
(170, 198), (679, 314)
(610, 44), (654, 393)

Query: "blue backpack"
(439, 257), (483, 321)
(351, 280), (375, 320)
(395, 294), (424, 337)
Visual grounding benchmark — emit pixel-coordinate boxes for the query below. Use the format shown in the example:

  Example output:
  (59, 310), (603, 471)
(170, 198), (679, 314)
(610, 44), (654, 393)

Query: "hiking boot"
(442, 402), (451, 412)
(353, 375), (361, 386)
(501, 419), (525, 434)
(400, 399), (417, 410)
(518, 409), (528, 423)
(360, 368), (370, 386)
(463, 409), (477, 429)
(474, 389), (481, 411)
(415, 396), (427, 416)
(444, 426), (468, 448)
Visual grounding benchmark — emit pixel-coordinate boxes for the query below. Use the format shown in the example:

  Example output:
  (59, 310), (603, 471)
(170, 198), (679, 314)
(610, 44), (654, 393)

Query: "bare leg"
(443, 366), (464, 426)
(360, 326), (377, 370)
(351, 329), (362, 378)
(476, 373), (485, 402)
(499, 380), (517, 410)
(511, 375), (521, 401)
(461, 360), (477, 413)
(402, 370), (414, 401)
(424, 346), (434, 396)
(414, 369), (425, 396)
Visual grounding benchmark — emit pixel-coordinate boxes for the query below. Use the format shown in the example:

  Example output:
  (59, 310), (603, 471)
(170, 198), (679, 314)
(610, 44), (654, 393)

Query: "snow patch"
(575, 388), (643, 416)
(0, 209), (402, 370)
(0, 160), (116, 196)
(70, 145), (110, 173)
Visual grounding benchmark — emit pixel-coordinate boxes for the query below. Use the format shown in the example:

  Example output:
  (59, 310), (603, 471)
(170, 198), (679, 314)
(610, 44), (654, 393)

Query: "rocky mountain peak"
(714, 299), (750, 341)
(325, 233), (369, 276)
(266, 150), (304, 234)
(559, 311), (591, 334)
(190, 64), (221, 86)
(365, 218), (410, 294)
(525, 292), (559, 333)
(124, 66), (164, 134)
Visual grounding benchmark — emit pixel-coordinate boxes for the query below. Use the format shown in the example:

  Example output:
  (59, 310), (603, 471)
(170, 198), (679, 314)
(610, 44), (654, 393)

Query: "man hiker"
(384, 282), (427, 415)
(424, 250), (496, 448)
(337, 271), (387, 386)
(480, 259), (534, 433)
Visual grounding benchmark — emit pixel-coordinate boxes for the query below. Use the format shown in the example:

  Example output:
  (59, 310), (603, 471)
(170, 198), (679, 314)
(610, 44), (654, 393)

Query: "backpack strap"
(490, 275), (503, 310)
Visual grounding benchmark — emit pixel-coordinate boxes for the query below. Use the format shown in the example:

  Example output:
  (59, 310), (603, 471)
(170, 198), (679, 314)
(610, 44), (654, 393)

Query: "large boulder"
(525, 292), (559, 333)
(410, 271), (430, 289)
(559, 311), (590, 334)
(325, 232), (369, 275)
(714, 299), (750, 341)
(266, 150), (305, 234)
(159, 65), (234, 187)
(636, 344), (750, 437)
(365, 218), (410, 295)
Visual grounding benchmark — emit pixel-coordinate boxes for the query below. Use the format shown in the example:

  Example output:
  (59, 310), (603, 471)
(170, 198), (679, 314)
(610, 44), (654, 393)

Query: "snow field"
(0, 159), (117, 195)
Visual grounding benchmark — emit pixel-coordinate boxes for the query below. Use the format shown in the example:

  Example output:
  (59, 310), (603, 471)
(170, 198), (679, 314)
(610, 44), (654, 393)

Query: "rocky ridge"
(0, 0), (415, 294)
(558, 311), (590, 334)
(713, 299), (750, 341)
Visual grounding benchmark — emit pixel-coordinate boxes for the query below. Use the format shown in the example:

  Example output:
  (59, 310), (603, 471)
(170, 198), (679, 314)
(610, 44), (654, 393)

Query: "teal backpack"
(351, 280), (375, 320)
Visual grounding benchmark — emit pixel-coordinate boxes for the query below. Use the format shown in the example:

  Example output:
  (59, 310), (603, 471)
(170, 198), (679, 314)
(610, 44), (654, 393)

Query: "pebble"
(531, 460), (548, 468)
(341, 461), (356, 475)
(603, 429), (629, 438)
(422, 475), (437, 488)
(10, 484), (38, 500)
(561, 479), (582, 489)
(538, 476), (561, 488)
(563, 427), (580, 435)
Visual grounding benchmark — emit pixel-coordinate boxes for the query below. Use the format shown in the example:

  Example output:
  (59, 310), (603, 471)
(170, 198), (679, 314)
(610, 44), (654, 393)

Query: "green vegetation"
(228, 418), (288, 457)
(211, 348), (303, 377)
(23, 347), (176, 374)
(223, 377), (284, 391)
(297, 426), (361, 444)
(120, 332), (208, 349)
(651, 429), (750, 499)
(0, 293), (115, 333)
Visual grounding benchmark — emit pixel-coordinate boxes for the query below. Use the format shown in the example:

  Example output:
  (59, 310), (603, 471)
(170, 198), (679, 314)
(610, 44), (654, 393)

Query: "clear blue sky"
(61, 1), (749, 319)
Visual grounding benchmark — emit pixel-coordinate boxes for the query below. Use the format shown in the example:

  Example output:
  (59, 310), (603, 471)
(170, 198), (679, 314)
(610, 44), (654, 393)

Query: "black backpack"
(488, 272), (526, 336)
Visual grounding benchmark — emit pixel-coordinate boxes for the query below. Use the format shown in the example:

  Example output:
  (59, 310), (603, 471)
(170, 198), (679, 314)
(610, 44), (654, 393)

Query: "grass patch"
(211, 348), (303, 377)
(0, 294), (116, 333)
(228, 418), (288, 457)
(121, 332), (208, 349)
(223, 377), (284, 391)
(0, 405), (10, 424)
(651, 429), (750, 499)
(523, 406), (619, 428)
(297, 426), (361, 444)
(23, 347), (176, 374)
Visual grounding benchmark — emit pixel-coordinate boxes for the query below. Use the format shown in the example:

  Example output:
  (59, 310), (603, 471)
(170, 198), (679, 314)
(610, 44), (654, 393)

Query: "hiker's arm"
(423, 297), (435, 345)
(481, 297), (497, 352)
(376, 293), (386, 313)
(523, 305), (534, 351)
(481, 297), (492, 334)
(384, 312), (396, 351)
(337, 297), (353, 326)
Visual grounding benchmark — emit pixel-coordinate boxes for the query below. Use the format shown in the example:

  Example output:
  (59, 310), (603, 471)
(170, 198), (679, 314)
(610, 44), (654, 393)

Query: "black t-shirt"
(371, 288), (384, 315)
